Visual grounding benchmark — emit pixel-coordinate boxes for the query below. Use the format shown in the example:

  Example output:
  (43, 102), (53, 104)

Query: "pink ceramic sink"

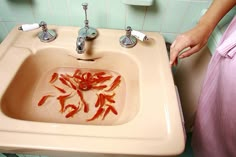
(0, 25), (185, 156)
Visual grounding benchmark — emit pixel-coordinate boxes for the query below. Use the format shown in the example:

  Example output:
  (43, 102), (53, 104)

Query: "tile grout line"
(106, 0), (109, 28)
(124, 4), (127, 29)
(2, 21), (10, 34)
(141, 6), (148, 31)
(176, 1), (191, 34)
(48, 0), (53, 17)
(159, 0), (170, 32)
(27, 0), (36, 23)
(66, 0), (72, 26)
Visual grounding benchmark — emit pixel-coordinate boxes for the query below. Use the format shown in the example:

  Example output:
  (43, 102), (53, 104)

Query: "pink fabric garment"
(192, 15), (236, 157)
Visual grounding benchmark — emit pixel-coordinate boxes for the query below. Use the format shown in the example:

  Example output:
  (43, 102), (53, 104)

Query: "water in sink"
(1, 48), (139, 125)
(32, 67), (126, 125)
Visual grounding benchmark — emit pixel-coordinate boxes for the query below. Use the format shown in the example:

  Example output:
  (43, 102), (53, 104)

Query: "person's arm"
(170, 0), (236, 66)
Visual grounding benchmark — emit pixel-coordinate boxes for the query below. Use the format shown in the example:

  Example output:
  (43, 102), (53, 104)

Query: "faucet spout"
(75, 3), (98, 54)
(76, 36), (86, 54)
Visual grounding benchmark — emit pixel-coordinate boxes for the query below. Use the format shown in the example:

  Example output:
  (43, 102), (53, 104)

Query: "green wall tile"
(220, 23), (230, 33)
(69, 0), (107, 28)
(68, 0), (86, 16)
(207, 35), (217, 55)
(23, 155), (40, 157)
(50, 0), (69, 17)
(0, 0), (217, 44)
(126, 5), (146, 31)
(0, 0), (16, 21)
(0, 22), (9, 42)
(161, 32), (178, 43)
(106, 0), (126, 29)
(32, 0), (52, 23)
(0, 0), (34, 22)
(161, 0), (189, 33)
(4, 21), (19, 32)
(49, 0), (70, 25)
(85, 0), (107, 28)
(179, 1), (209, 33)
(68, 0), (87, 26)
(143, 0), (167, 32)
(47, 15), (71, 26)
(0, 154), (5, 157)
(16, 154), (25, 157)
(218, 7), (236, 29)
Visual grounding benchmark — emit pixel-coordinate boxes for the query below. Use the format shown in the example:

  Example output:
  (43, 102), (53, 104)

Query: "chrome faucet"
(18, 21), (57, 43)
(120, 26), (137, 48)
(76, 36), (86, 53)
(76, 3), (98, 54)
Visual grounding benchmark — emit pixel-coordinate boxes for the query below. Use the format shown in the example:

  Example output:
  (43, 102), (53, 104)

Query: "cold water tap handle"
(119, 26), (137, 48)
(18, 23), (40, 31)
(131, 30), (148, 41)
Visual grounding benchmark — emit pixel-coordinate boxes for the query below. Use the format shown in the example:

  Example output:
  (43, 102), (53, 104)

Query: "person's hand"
(169, 24), (211, 66)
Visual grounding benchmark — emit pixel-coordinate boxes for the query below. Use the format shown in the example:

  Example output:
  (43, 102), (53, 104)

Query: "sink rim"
(0, 26), (185, 156)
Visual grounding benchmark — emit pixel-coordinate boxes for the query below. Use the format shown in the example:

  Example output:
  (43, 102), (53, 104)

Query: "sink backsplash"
(0, 0), (212, 43)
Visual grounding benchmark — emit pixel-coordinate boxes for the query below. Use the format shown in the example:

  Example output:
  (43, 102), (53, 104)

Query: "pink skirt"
(192, 16), (236, 157)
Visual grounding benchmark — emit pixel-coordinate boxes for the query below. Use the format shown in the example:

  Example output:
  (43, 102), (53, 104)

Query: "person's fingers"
(170, 57), (178, 67)
(170, 40), (176, 48)
(169, 40), (178, 66)
(179, 45), (201, 58)
(170, 35), (190, 66)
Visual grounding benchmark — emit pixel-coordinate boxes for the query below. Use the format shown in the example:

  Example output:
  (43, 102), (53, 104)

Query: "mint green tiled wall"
(0, 0), (212, 43)
(207, 6), (236, 54)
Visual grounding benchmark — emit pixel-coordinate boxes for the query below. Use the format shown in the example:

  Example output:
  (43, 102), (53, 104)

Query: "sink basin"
(0, 25), (185, 156)
(1, 48), (139, 125)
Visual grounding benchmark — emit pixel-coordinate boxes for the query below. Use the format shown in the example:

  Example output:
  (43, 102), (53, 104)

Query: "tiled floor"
(0, 133), (194, 157)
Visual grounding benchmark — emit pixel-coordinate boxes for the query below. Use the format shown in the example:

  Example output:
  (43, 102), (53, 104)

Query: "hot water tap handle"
(18, 23), (40, 31)
(18, 21), (57, 42)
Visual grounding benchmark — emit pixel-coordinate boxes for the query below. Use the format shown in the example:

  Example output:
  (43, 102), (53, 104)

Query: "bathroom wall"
(0, 0), (212, 43)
